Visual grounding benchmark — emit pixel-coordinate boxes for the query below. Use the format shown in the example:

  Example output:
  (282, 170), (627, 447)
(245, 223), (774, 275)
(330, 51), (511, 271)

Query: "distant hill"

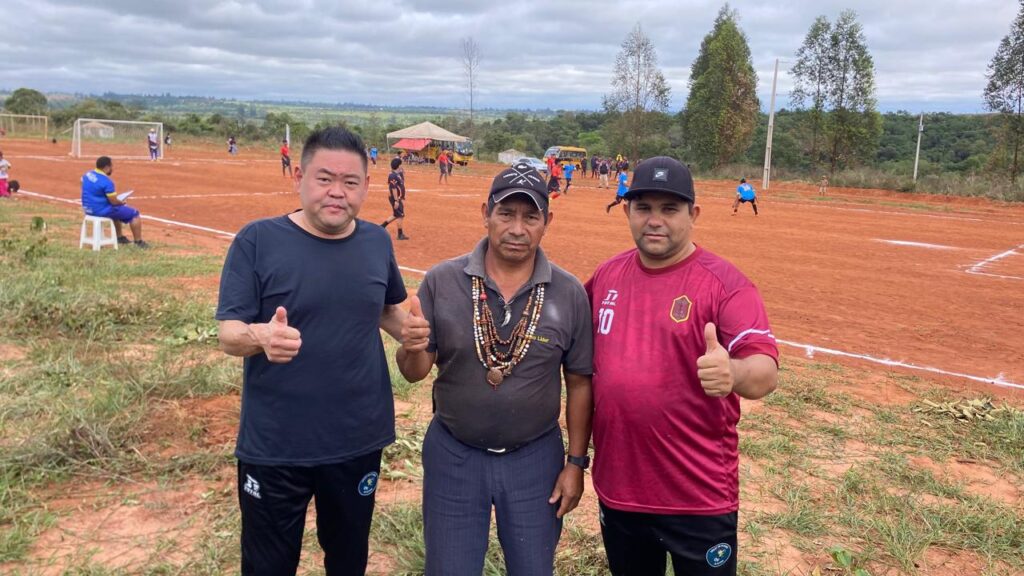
(0, 89), (561, 124)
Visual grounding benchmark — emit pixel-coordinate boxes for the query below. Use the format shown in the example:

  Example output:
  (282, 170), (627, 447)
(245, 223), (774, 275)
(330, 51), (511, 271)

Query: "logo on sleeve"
(706, 543), (732, 568)
(670, 295), (692, 323)
(358, 472), (379, 496)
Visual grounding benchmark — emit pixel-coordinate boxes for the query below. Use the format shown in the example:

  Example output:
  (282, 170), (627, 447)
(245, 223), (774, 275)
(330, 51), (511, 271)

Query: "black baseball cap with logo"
(624, 156), (695, 203)
(488, 162), (550, 214)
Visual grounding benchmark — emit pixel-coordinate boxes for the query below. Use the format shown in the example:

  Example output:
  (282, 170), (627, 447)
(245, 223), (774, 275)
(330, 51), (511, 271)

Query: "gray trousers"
(422, 418), (564, 576)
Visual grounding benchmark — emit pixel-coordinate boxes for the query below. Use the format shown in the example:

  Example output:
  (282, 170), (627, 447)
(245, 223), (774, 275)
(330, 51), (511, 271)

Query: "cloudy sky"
(1, 0), (1017, 113)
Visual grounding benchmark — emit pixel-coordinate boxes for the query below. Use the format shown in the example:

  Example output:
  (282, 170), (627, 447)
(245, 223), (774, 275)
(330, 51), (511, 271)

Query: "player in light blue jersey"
(606, 164), (630, 213)
(733, 178), (759, 216)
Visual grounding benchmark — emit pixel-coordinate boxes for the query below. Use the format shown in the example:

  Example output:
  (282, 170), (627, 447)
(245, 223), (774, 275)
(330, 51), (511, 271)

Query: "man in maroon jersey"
(585, 156), (778, 575)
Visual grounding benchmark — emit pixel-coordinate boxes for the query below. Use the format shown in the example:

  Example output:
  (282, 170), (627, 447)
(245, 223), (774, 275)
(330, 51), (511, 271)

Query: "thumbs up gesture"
(697, 323), (734, 397)
(401, 295), (431, 353)
(257, 306), (302, 363)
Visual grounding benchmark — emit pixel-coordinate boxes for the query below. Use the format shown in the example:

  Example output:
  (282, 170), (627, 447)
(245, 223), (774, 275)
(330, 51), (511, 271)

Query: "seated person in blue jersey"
(81, 156), (149, 248)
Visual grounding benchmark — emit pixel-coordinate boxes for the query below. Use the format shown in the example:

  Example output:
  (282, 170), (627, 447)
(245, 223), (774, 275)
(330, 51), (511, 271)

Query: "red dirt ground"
(5, 138), (1022, 398)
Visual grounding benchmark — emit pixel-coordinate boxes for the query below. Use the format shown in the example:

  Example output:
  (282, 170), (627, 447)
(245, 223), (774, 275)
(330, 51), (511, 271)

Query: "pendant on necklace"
(501, 306), (512, 327)
(487, 368), (504, 389)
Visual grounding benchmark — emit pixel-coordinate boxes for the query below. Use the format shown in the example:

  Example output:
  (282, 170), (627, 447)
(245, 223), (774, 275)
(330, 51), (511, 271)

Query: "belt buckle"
(486, 447), (507, 454)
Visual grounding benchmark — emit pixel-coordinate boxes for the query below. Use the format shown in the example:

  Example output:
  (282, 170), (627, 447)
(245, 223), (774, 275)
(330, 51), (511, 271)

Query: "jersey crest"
(670, 295), (692, 323)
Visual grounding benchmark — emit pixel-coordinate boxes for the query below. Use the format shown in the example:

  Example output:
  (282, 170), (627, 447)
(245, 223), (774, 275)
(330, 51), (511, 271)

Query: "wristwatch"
(567, 454), (591, 470)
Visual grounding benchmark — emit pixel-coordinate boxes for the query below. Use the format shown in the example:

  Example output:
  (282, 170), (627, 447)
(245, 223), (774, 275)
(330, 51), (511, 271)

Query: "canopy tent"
(386, 121), (469, 143)
(391, 138), (432, 151)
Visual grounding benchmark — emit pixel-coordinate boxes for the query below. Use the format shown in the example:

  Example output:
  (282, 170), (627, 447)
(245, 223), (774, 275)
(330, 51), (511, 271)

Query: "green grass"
(0, 206), (236, 566)
(2, 204), (1022, 574)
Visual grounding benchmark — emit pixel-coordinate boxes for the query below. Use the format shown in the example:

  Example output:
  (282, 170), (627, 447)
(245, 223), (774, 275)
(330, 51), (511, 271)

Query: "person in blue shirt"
(80, 156), (148, 248)
(562, 161), (576, 194)
(369, 146), (378, 167)
(605, 164), (630, 213)
(733, 178), (759, 216)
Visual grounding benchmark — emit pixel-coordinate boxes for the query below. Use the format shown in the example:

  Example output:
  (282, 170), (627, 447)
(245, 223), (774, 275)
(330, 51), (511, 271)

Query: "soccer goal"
(71, 118), (163, 160)
(0, 113), (49, 140)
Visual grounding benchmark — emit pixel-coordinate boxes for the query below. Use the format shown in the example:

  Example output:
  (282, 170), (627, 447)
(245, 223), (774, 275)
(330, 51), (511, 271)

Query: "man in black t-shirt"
(381, 157), (409, 240)
(216, 127), (410, 576)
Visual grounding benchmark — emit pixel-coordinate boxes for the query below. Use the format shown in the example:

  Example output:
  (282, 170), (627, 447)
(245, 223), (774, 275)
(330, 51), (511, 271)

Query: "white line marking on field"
(965, 270), (1024, 281)
(17, 188), (430, 275)
(965, 243), (1024, 278)
(134, 191), (294, 200)
(17, 190), (238, 238)
(723, 194), (1024, 226)
(18, 155), (72, 162)
(876, 239), (957, 250)
(15, 188), (1023, 390)
(438, 194), (479, 197)
(777, 339), (1024, 390)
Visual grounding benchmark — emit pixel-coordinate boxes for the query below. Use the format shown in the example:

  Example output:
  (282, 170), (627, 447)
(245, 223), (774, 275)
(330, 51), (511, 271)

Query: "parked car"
(516, 156), (549, 176)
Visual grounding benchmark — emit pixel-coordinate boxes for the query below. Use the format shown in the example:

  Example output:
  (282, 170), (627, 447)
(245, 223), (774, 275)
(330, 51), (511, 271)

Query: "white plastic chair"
(79, 215), (118, 251)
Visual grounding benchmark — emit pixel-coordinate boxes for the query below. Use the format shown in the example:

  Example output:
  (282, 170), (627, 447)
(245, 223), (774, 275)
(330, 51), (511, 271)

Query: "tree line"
(4, 2), (1023, 196)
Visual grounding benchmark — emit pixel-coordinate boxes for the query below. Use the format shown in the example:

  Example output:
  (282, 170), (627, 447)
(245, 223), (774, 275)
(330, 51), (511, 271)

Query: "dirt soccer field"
(6, 138), (1024, 394)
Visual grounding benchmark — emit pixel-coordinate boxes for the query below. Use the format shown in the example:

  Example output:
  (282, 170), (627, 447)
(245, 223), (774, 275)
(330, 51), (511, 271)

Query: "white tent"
(498, 149), (524, 165)
(386, 121), (469, 143)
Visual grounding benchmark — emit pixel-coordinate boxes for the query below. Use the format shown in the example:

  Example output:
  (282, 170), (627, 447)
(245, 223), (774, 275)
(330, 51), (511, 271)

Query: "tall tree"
(461, 37), (481, 129)
(790, 16), (832, 165)
(603, 23), (671, 160)
(823, 10), (881, 175)
(682, 6), (760, 168)
(3, 87), (48, 115)
(984, 0), (1024, 183)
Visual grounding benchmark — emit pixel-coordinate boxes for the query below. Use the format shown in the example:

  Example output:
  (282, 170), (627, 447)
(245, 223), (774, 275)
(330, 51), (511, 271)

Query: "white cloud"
(0, 0), (1016, 112)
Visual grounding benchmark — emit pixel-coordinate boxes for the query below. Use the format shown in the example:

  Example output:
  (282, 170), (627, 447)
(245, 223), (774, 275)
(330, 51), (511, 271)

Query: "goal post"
(71, 118), (163, 160)
(0, 113), (49, 140)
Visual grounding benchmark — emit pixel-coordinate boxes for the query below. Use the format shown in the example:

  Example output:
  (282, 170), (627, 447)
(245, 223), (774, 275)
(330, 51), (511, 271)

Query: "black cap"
(624, 156), (695, 202)
(488, 162), (549, 213)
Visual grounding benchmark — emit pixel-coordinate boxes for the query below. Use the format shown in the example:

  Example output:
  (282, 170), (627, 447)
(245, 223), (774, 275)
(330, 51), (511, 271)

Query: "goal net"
(71, 118), (163, 160)
(0, 113), (49, 140)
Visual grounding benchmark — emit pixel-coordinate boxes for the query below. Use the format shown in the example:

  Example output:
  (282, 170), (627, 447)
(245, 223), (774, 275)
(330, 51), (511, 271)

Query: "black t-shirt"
(388, 170), (405, 203)
(216, 215), (407, 465)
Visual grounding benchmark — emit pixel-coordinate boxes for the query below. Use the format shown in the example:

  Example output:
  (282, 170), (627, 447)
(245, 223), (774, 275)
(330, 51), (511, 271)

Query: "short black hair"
(300, 127), (367, 172)
(96, 156), (112, 170)
(390, 157), (402, 171)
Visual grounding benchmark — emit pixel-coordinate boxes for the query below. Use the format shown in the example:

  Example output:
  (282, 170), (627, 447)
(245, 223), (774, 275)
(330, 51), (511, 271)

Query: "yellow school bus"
(425, 140), (475, 165)
(543, 146), (588, 170)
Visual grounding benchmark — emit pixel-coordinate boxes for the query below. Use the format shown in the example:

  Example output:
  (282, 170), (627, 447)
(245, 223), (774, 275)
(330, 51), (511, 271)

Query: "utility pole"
(913, 113), (924, 182)
(762, 58), (780, 191)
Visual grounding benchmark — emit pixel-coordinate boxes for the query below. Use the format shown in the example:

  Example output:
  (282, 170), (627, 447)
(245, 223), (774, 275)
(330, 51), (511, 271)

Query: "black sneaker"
(117, 235), (132, 244)
(134, 240), (151, 249)
(398, 233), (410, 241)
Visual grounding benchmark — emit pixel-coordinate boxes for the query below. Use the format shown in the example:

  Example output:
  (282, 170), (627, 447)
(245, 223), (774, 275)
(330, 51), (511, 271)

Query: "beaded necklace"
(471, 275), (546, 390)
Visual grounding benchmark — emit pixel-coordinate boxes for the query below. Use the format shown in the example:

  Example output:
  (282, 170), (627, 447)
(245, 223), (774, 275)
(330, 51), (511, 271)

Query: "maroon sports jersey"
(585, 246), (778, 515)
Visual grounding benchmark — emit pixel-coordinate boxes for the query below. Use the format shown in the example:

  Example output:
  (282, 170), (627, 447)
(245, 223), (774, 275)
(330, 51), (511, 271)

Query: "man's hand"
(401, 295), (431, 353)
(548, 464), (584, 519)
(697, 322), (734, 397)
(252, 306), (302, 363)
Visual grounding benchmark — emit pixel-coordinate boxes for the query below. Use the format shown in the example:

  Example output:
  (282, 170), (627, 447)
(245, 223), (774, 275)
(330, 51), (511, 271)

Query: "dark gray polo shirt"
(419, 238), (593, 450)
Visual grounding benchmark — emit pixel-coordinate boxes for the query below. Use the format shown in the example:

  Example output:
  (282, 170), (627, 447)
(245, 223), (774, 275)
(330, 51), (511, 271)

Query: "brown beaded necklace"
(471, 275), (546, 390)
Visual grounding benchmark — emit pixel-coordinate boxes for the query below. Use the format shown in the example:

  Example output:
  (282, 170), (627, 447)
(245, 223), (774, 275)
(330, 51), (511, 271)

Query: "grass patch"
(2, 203), (1021, 574)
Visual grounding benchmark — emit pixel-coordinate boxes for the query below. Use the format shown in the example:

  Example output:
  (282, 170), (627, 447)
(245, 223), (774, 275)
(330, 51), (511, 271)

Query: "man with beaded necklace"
(397, 162), (594, 575)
